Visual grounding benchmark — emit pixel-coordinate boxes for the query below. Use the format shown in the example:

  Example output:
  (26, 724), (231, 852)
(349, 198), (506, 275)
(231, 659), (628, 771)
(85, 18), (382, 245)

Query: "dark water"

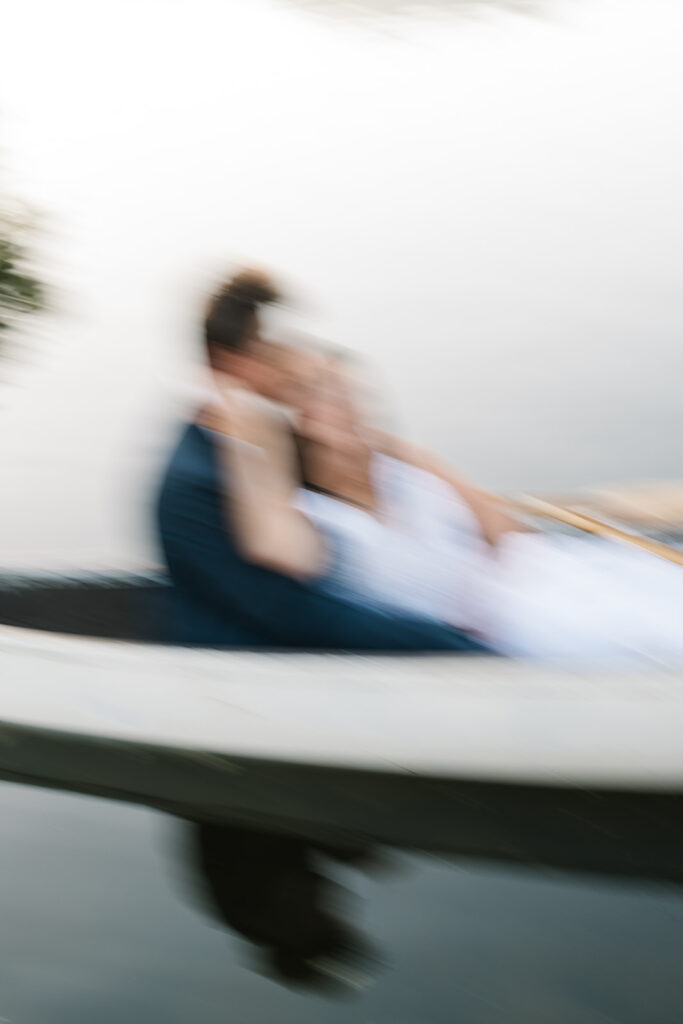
(2, 783), (683, 1024)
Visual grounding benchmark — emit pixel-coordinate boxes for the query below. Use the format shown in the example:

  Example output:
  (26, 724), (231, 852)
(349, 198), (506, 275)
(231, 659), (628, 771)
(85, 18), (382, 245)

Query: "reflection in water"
(186, 823), (382, 991)
(2, 784), (683, 1023)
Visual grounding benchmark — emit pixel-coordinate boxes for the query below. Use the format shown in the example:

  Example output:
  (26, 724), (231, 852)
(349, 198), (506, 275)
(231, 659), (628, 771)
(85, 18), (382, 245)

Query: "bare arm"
(370, 430), (526, 547)
(201, 389), (327, 580)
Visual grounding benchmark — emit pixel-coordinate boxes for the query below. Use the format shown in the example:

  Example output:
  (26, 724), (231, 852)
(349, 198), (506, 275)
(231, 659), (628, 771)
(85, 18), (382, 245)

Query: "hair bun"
(226, 268), (281, 307)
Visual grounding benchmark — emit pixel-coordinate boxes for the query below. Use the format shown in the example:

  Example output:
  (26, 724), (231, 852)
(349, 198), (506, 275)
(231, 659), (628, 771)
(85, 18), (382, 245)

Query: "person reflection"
(186, 822), (381, 991)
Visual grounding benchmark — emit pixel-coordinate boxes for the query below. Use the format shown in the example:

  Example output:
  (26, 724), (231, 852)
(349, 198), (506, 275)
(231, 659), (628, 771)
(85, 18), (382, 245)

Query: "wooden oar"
(505, 495), (683, 567)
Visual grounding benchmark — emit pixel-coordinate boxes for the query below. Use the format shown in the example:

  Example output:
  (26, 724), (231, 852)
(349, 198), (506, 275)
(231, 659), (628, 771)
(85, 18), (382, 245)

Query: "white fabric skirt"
(477, 533), (683, 666)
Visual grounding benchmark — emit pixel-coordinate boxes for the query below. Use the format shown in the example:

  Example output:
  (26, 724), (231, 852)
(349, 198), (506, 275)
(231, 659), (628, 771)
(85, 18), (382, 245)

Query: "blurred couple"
(157, 269), (683, 663)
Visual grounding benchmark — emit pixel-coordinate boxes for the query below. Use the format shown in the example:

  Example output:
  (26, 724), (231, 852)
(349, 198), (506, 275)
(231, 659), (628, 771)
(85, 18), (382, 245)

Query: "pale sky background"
(1, 0), (682, 568)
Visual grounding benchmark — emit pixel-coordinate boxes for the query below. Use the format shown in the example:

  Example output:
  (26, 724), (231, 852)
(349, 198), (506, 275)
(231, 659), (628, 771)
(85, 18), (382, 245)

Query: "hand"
(201, 389), (288, 455)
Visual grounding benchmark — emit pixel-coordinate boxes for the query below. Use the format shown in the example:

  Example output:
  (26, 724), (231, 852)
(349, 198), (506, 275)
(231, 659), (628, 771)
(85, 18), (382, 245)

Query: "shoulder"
(368, 444), (444, 490)
(369, 430), (442, 478)
(200, 391), (295, 460)
(158, 422), (220, 515)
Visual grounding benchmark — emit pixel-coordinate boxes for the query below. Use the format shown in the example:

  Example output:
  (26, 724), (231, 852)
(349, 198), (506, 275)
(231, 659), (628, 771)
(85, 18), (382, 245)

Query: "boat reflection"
(177, 785), (683, 992)
(183, 822), (382, 991)
(3, 781), (683, 1022)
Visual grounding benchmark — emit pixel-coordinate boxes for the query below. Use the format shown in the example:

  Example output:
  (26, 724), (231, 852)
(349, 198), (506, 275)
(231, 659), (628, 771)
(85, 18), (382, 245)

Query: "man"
(156, 268), (489, 651)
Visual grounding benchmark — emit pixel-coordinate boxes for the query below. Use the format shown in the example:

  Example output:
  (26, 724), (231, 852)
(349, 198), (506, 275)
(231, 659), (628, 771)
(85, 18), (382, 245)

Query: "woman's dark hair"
(291, 431), (312, 489)
(204, 268), (281, 360)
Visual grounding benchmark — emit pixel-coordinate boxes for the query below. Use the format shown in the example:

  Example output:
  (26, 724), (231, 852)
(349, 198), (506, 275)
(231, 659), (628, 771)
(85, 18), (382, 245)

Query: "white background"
(1, 0), (682, 567)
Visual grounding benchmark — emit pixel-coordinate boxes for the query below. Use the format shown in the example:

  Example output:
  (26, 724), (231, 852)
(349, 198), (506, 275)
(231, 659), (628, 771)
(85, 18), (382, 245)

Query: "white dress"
(297, 454), (683, 666)
(297, 454), (491, 634)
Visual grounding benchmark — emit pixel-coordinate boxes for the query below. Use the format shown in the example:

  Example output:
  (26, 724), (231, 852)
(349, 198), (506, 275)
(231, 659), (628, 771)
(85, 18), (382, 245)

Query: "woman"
(208, 355), (683, 667)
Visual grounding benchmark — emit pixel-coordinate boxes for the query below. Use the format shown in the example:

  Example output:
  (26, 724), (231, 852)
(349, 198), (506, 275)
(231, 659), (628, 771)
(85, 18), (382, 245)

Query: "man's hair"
(204, 268), (281, 360)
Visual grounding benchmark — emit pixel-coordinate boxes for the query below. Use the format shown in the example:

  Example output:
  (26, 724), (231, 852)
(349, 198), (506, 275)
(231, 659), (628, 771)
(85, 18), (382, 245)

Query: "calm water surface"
(2, 782), (682, 1023)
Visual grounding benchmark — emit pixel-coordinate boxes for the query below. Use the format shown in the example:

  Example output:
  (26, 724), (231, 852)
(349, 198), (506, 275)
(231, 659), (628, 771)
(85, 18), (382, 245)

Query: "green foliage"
(0, 211), (45, 337)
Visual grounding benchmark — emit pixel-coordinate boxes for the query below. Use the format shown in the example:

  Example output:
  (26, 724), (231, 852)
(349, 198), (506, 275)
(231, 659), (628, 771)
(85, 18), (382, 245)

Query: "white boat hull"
(0, 622), (683, 879)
